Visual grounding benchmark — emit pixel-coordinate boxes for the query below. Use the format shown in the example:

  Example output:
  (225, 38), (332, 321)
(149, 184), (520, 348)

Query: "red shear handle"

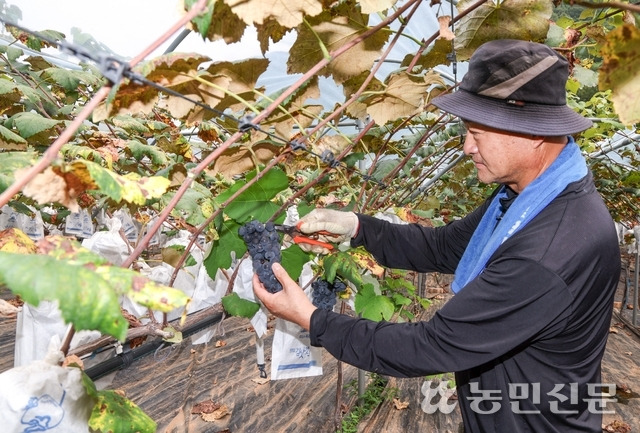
(291, 235), (334, 251)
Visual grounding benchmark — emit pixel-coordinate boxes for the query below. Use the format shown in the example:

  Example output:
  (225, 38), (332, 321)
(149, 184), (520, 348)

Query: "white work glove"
(296, 208), (359, 254)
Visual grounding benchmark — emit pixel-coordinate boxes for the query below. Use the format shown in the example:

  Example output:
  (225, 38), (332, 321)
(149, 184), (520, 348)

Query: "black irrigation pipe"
(85, 310), (224, 380)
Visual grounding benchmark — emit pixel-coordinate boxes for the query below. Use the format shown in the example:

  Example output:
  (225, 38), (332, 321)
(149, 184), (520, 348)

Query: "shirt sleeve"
(310, 256), (572, 378)
(351, 200), (490, 274)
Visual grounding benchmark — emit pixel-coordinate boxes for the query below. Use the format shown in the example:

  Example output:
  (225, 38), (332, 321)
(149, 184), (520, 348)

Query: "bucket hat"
(431, 39), (592, 136)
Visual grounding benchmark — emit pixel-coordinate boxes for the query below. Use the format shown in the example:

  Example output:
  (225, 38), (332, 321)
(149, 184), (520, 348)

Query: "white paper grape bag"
(270, 317), (323, 380)
(0, 344), (93, 433)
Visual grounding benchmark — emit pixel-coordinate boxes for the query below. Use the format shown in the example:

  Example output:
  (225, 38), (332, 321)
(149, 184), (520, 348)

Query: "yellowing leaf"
(359, 0), (398, 14)
(0, 228), (37, 254)
(224, 0), (322, 28)
(208, 142), (280, 179)
(190, 0), (247, 44)
(363, 70), (445, 125)
(349, 248), (384, 278)
(599, 24), (640, 126)
(82, 161), (170, 205)
(454, 0), (552, 60)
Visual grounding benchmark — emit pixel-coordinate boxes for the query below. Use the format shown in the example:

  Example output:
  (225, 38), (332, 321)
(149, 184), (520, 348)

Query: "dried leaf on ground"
(201, 404), (230, 422)
(0, 299), (20, 315)
(192, 400), (222, 414)
(393, 398), (410, 410)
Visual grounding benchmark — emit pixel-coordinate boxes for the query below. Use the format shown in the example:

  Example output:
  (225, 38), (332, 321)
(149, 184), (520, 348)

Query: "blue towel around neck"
(450, 137), (587, 293)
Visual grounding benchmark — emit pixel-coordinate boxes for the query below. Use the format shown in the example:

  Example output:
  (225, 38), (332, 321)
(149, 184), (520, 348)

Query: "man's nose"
(463, 135), (477, 156)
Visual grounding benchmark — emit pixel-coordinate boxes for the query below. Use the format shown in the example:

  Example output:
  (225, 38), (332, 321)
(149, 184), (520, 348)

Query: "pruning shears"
(274, 222), (334, 251)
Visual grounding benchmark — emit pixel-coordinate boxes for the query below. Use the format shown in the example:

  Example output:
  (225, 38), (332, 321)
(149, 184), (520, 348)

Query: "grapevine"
(238, 220), (283, 293)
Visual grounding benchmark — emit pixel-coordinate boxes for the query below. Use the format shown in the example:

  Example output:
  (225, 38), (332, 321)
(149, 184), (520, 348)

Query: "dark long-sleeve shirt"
(310, 173), (621, 433)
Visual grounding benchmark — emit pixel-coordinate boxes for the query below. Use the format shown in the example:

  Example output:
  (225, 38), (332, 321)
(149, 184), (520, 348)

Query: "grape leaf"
(288, 9), (390, 84)
(37, 237), (190, 312)
(83, 160), (171, 205)
(204, 218), (245, 278)
(214, 167), (289, 222)
(281, 243), (310, 282)
(599, 24), (640, 126)
(225, 0), (323, 29)
(0, 151), (37, 193)
(126, 140), (169, 165)
(94, 266), (191, 313)
(82, 374), (156, 433)
(8, 111), (64, 144)
(222, 292), (261, 318)
(0, 252), (127, 340)
(454, 0), (553, 60)
(0, 228), (37, 253)
(354, 284), (395, 321)
(322, 251), (366, 290)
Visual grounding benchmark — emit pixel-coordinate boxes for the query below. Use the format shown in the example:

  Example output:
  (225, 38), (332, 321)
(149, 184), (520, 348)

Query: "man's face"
(462, 121), (539, 193)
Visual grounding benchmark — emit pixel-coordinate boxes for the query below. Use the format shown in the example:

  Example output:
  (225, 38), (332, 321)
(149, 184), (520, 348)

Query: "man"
(253, 39), (621, 432)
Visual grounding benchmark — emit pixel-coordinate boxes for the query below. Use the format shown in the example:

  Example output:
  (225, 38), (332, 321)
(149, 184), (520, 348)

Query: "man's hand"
(253, 262), (317, 330)
(296, 209), (359, 254)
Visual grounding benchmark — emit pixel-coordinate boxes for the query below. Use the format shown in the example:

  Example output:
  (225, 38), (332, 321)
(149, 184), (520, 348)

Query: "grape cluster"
(311, 278), (347, 311)
(239, 220), (282, 293)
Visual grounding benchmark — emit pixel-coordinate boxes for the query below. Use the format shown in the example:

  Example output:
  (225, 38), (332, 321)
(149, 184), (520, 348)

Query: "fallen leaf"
(192, 400), (221, 414)
(609, 327), (619, 334)
(201, 404), (230, 422)
(393, 398), (410, 410)
(0, 299), (20, 315)
(215, 340), (227, 348)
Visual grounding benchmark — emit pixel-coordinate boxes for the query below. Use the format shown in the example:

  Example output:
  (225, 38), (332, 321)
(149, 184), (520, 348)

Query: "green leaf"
(222, 292), (260, 318)
(81, 370), (155, 432)
(392, 293), (412, 307)
(8, 111), (63, 144)
(204, 218), (245, 277)
(354, 284), (395, 321)
(322, 251), (366, 290)
(41, 67), (83, 92)
(89, 389), (157, 433)
(215, 167), (289, 222)
(0, 252), (127, 340)
(0, 124), (28, 150)
(281, 243), (310, 282)
(126, 140), (169, 165)
(113, 115), (151, 134)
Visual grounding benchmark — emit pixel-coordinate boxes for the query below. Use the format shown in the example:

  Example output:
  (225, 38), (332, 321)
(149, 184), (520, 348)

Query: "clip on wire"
(96, 53), (131, 85)
(238, 114), (258, 132)
(320, 150), (341, 168)
(289, 138), (307, 152)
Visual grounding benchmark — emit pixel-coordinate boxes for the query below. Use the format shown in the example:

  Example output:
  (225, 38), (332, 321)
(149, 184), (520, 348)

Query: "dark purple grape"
(239, 220), (282, 293)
